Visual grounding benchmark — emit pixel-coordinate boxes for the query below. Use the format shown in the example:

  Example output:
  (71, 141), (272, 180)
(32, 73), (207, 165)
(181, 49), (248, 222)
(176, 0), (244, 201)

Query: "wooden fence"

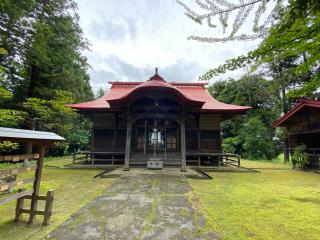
(187, 152), (241, 167)
(73, 151), (241, 167)
(0, 152), (54, 225)
(0, 153), (40, 162)
(73, 151), (125, 165)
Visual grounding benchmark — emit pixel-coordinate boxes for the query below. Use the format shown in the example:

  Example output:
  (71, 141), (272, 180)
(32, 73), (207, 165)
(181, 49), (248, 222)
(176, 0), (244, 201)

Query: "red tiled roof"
(272, 99), (320, 128)
(66, 75), (251, 113)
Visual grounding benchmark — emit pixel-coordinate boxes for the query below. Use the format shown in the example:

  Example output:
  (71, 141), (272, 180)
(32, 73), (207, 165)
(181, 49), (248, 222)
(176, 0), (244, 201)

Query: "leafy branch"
(177, 0), (280, 42)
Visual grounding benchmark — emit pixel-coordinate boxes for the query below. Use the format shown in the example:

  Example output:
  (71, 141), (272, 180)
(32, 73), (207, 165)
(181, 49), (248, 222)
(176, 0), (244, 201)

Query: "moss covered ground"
(0, 157), (114, 240)
(188, 160), (320, 240)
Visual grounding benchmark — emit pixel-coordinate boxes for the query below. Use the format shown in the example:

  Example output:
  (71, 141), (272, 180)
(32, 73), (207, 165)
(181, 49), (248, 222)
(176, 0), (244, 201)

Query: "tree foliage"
(209, 75), (279, 159)
(0, 1), (93, 155)
(177, 0), (281, 42)
(199, 0), (320, 98)
(240, 117), (275, 159)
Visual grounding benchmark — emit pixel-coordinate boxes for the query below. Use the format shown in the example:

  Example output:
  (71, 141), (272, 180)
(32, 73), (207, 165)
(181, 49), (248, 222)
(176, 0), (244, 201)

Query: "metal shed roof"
(0, 127), (65, 142)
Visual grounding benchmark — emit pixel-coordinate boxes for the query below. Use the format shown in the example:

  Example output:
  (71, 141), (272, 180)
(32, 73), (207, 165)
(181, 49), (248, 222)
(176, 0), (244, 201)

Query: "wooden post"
(144, 120), (147, 155)
(15, 188), (25, 221)
(197, 128), (201, 150)
(28, 145), (46, 223)
(164, 127), (167, 161)
(72, 152), (76, 164)
(43, 190), (54, 226)
(180, 113), (186, 172)
(91, 153), (94, 165)
(124, 112), (132, 170)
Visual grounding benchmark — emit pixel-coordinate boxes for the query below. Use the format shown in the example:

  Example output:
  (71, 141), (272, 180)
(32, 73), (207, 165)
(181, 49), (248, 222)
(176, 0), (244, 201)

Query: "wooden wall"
(92, 113), (126, 152)
(287, 109), (320, 149)
(91, 112), (223, 153)
(186, 113), (222, 152)
(287, 110), (320, 133)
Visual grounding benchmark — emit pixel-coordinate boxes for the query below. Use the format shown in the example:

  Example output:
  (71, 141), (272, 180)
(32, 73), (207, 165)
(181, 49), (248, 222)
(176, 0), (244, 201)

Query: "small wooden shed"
(0, 127), (65, 225)
(273, 100), (320, 169)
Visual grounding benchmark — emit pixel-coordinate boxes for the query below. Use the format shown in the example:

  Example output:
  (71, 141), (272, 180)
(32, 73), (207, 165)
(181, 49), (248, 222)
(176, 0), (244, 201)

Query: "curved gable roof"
(66, 73), (251, 113)
(107, 77), (205, 108)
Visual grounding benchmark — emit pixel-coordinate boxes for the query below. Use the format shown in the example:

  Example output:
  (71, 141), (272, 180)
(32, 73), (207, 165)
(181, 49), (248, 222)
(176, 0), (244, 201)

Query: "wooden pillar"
(124, 112), (132, 170)
(181, 113), (186, 172)
(164, 127), (167, 161)
(143, 120), (147, 155)
(28, 144), (46, 223)
(197, 128), (201, 150)
(112, 129), (116, 150)
(91, 125), (95, 151)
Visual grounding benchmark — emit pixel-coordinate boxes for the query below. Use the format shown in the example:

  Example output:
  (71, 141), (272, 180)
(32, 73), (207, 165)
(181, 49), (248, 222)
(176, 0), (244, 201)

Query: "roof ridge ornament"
(148, 67), (165, 82)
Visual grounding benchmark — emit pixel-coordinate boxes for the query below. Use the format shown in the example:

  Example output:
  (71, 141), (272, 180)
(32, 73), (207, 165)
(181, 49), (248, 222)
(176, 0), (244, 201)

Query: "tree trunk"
(281, 87), (290, 162)
(284, 134), (290, 162)
(28, 64), (39, 98)
(23, 64), (39, 155)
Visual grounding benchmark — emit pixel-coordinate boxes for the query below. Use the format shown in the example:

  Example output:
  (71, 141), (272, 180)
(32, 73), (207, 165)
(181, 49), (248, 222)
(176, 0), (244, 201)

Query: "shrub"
(240, 117), (275, 160)
(222, 137), (241, 153)
(0, 141), (19, 155)
(292, 144), (308, 168)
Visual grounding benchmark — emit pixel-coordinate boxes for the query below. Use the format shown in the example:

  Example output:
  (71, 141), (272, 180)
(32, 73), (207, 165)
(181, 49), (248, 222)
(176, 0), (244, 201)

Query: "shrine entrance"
(129, 95), (182, 166)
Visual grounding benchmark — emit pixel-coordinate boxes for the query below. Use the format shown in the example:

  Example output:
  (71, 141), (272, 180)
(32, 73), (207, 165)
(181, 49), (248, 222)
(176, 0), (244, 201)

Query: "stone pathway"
(46, 168), (215, 240)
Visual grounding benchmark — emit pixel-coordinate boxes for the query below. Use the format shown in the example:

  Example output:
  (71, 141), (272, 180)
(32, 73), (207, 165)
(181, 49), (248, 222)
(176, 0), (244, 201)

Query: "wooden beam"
(28, 145), (46, 223)
(0, 166), (36, 177)
(181, 113), (187, 172)
(124, 112), (132, 170)
(0, 178), (34, 192)
(0, 189), (33, 206)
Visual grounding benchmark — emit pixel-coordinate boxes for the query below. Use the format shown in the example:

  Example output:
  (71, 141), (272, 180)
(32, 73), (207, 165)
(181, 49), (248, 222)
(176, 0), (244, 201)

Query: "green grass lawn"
(188, 160), (320, 240)
(1, 158), (319, 240)
(0, 157), (114, 240)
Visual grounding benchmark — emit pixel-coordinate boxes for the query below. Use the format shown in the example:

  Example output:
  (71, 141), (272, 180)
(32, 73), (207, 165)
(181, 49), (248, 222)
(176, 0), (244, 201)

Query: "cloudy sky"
(77, 0), (262, 94)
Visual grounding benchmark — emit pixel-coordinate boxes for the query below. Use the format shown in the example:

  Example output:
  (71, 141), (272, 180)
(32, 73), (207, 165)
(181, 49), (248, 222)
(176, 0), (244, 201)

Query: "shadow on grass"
(199, 167), (261, 173)
(291, 197), (320, 205)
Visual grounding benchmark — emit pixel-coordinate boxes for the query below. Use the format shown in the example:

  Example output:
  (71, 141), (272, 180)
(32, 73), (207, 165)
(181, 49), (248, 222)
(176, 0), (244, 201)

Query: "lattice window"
(166, 131), (177, 150)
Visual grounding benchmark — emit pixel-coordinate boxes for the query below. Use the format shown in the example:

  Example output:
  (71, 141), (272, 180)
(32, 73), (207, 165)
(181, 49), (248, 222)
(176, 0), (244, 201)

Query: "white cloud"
(77, 0), (262, 94)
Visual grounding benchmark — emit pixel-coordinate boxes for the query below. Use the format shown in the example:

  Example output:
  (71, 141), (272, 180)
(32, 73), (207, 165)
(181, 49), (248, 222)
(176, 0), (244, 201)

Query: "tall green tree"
(201, 0), (320, 98)
(0, 1), (94, 155)
(209, 75), (279, 159)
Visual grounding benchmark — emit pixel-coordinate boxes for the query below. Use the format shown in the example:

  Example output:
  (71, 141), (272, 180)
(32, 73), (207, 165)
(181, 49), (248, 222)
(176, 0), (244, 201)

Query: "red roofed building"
(67, 69), (251, 171)
(273, 99), (320, 169)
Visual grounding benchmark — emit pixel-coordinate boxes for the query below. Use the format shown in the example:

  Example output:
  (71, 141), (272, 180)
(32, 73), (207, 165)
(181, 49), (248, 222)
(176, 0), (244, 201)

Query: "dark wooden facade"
(85, 100), (224, 170)
(67, 70), (251, 170)
(273, 100), (320, 170)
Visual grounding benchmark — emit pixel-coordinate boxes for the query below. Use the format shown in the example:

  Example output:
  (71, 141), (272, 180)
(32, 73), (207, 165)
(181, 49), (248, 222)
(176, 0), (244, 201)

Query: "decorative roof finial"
(148, 67), (165, 82)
